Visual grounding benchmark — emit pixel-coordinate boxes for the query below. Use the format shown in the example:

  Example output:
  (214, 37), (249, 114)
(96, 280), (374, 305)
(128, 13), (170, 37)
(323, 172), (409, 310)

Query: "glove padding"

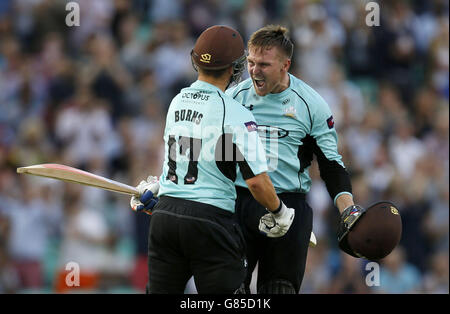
(337, 204), (366, 257)
(130, 176), (160, 215)
(259, 202), (295, 238)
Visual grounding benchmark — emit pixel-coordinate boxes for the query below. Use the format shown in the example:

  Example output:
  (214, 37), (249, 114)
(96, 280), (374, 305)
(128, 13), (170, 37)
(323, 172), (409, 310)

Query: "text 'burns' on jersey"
(158, 80), (268, 212)
(226, 73), (352, 203)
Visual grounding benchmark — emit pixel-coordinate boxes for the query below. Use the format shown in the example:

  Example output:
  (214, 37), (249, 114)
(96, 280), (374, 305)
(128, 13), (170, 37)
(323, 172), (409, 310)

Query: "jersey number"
(166, 135), (202, 184)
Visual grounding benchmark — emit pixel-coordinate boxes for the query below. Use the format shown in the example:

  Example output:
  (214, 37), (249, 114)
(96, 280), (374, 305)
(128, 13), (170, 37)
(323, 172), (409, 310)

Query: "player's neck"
(198, 74), (230, 92)
(271, 72), (290, 94)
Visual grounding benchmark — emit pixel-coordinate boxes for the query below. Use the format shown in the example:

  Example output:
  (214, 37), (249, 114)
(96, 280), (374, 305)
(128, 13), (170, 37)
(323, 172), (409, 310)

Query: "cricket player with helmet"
(132, 24), (402, 295)
(131, 25), (296, 294)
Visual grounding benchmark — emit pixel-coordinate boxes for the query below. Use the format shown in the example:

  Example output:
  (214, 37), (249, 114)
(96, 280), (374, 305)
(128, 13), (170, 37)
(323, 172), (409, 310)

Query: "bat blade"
(309, 231), (317, 247)
(17, 163), (139, 196)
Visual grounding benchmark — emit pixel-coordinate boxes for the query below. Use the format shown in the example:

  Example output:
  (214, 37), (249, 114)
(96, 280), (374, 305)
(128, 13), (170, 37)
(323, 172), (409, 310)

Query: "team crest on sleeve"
(244, 121), (257, 132)
(326, 115), (335, 129)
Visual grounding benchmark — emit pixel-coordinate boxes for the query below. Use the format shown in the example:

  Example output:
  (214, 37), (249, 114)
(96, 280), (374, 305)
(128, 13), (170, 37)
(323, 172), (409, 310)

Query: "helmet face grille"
(191, 50), (199, 72)
(231, 53), (247, 84)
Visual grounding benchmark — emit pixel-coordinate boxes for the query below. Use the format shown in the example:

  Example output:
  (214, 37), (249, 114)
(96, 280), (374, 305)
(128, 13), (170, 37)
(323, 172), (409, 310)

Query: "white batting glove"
(130, 176), (160, 215)
(259, 201), (295, 238)
(136, 175), (159, 195)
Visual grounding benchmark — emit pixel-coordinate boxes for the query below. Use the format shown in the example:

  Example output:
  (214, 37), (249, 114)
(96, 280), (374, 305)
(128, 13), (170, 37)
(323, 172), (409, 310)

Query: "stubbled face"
(247, 46), (290, 96)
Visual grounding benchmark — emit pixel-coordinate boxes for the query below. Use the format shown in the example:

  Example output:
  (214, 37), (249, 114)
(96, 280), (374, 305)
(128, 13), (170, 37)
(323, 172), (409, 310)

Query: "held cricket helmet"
(191, 25), (246, 84)
(342, 201), (402, 260)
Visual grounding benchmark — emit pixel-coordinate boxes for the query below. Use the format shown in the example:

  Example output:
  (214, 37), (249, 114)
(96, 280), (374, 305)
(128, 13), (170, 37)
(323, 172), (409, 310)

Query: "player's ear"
(283, 58), (291, 72)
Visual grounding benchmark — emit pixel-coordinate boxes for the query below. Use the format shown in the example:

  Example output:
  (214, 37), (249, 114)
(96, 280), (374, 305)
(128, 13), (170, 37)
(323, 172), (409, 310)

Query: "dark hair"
(248, 25), (294, 59)
(198, 66), (230, 78)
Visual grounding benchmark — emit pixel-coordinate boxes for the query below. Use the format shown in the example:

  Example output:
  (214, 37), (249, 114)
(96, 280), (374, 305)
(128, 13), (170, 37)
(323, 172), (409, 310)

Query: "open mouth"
(254, 78), (265, 89)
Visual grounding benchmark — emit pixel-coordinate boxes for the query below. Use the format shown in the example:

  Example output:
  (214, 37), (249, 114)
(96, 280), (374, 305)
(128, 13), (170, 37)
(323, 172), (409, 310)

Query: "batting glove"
(259, 201), (295, 238)
(337, 204), (366, 257)
(130, 176), (160, 215)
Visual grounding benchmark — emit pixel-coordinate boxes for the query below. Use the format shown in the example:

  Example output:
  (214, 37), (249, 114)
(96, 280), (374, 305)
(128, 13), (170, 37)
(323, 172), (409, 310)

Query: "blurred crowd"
(0, 0), (448, 294)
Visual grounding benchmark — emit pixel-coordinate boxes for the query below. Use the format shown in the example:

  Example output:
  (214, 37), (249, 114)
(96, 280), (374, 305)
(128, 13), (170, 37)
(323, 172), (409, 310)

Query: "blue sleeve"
(309, 94), (352, 205)
(310, 97), (344, 167)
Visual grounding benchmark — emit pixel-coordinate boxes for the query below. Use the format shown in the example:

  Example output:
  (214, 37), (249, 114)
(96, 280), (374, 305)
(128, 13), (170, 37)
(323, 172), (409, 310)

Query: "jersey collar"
(190, 80), (223, 94)
(262, 73), (293, 99)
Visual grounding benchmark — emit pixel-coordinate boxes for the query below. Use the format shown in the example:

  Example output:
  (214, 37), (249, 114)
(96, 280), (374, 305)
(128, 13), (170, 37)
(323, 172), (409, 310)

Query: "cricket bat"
(17, 163), (317, 246)
(17, 163), (139, 196)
